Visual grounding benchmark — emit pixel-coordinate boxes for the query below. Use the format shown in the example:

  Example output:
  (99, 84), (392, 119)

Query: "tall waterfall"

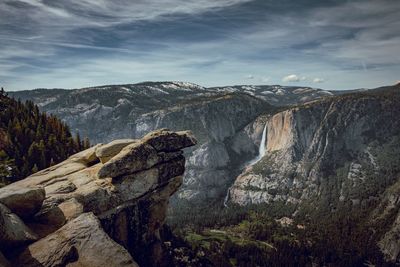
(249, 123), (267, 166)
(258, 124), (267, 159)
(224, 123), (267, 207)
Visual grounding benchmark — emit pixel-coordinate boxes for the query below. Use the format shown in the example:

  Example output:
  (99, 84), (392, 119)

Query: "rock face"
(230, 87), (400, 205)
(379, 209), (400, 263)
(0, 129), (196, 267)
(229, 85), (400, 263)
(375, 178), (400, 263)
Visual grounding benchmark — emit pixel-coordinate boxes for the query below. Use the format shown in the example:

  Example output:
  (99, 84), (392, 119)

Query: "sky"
(1, 0), (399, 91)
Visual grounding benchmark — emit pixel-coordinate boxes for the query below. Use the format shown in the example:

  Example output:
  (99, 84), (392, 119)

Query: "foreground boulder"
(0, 187), (45, 219)
(0, 203), (37, 249)
(0, 129), (196, 267)
(14, 213), (138, 267)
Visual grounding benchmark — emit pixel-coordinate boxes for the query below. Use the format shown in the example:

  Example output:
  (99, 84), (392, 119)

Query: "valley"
(2, 0), (400, 266)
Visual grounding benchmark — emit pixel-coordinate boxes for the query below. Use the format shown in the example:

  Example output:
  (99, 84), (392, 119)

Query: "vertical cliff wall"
(231, 90), (400, 205)
(229, 88), (400, 262)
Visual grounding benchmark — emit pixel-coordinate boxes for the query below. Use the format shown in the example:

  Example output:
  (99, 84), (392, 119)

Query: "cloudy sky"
(1, 0), (399, 91)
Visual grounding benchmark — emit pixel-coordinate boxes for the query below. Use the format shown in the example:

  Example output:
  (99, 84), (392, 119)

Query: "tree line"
(0, 87), (90, 186)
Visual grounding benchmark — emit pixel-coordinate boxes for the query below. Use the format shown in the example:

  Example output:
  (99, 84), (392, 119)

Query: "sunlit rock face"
(0, 129), (196, 267)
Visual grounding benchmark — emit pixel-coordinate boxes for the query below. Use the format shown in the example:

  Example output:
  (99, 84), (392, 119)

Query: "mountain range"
(9, 82), (346, 204)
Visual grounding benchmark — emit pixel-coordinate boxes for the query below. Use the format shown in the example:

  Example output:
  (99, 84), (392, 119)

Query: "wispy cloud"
(1, 0), (400, 90)
(282, 75), (307, 83)
(1, 0), (253, 30)
(313, 78), (324, 83)
(283, 74), (301, 82)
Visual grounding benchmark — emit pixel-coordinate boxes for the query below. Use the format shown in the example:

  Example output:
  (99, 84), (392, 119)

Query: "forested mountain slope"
(0, 89), (89, 186)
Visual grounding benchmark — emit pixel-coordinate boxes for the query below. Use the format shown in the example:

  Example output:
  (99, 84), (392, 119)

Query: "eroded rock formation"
(0, 129), (196, 267)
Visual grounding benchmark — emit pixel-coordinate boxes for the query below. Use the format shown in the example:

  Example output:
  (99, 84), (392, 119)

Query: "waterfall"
(223, 188), (230, 207)
(258, 123), (267, 159)
(224, 123), (267, 207)
(248, 123), (267, 166)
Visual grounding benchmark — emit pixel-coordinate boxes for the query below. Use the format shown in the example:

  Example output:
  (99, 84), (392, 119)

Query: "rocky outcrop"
(0, 129), (196, 267)
(374, 178), (400, 263)
(95, 139), (137, 164)
(379, 212), (400, 263)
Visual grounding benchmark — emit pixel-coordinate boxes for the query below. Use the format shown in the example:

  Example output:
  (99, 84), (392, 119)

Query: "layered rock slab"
(0, 129), (196, 267)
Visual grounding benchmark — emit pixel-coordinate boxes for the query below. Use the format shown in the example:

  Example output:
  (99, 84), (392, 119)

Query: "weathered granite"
(95, 139), (137, 164)
(0, 187), (45, 219)
(0, 203), (37, 249)
(14, 213), (139, 267)
(0, 129), (196, 267)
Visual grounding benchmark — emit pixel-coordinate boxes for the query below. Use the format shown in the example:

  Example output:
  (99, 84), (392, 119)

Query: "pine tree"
(31, 164), (38, 173)
(75, 132), (82, 151)
(83, 137), (91, 149)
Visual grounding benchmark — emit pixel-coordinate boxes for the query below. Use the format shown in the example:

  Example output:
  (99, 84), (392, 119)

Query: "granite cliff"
(0, 129), (196, 267)
(228, 85), (400, 263)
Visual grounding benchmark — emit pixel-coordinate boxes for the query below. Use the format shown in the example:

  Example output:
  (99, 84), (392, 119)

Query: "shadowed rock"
(14, 213), (138, 267)
(0, 203), (38, 250)
(0, 187), (45, 219)
(142, 129), (197, 152)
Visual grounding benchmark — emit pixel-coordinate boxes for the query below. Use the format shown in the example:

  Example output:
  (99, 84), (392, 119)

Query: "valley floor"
(166, 202), (397, 267)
